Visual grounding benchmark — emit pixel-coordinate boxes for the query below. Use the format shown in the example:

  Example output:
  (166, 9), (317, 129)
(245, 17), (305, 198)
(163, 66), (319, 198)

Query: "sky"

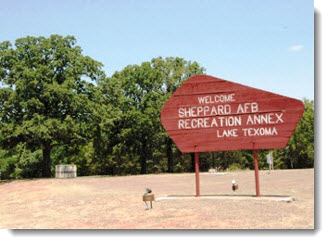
(0, 0), (314, 100)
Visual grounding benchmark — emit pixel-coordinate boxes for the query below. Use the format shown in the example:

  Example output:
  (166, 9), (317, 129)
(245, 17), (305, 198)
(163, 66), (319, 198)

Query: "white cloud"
(290, 45), (304, 51)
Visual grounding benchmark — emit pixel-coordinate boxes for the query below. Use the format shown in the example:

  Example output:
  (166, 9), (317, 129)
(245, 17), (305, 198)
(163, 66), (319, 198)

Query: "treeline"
(0, 35), (314, 179)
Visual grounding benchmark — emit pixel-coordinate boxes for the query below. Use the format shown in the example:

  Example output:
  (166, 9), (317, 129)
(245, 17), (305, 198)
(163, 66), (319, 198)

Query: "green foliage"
(282, 99), (314, 169)
(0, 143), (42, 179)
(99, 57), (205, 174)
(0, 35), (105, 177)
(228, 163), (244, 171)
(0, 35), (314, 179)
(174, 162), (185, 173)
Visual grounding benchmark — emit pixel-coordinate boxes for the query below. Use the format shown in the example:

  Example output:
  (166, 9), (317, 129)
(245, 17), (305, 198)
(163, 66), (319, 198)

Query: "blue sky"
(0, 0), (314, 100)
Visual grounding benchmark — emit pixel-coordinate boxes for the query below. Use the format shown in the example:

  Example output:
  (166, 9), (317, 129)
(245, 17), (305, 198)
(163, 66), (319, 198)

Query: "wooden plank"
(161, 74), (304, 153)
(143, 194), (155, 201)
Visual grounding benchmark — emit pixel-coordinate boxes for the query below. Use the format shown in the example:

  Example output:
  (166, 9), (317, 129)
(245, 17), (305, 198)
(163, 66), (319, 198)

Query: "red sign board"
(161, 74), (304, 153)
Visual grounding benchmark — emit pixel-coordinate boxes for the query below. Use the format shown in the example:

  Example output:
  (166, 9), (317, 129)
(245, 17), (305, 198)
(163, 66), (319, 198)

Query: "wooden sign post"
(195, 152), (200, 197)
(161, 74), (304, 197)
(253, 149), (260, 197)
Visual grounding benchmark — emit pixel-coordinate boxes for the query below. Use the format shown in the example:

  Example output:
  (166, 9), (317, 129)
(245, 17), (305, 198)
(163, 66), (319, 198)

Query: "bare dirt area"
(0, 169), (314, 229)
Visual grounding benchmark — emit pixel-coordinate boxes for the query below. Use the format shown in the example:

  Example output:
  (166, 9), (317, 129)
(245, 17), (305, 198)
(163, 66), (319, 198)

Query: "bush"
(228, 163), (243, 171)
(174, 162), (184, 172)
(0, 144), (42, 179)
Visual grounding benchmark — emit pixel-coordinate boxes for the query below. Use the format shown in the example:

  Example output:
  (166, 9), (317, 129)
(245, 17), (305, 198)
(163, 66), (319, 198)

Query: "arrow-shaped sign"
(161, 74), (304, 153)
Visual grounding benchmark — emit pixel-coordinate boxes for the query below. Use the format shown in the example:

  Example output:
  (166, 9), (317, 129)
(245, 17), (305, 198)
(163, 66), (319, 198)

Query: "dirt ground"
(0, 169), (314, 229)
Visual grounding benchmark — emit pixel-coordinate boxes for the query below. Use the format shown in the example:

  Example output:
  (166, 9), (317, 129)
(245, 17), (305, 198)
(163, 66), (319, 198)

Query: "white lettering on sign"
(236, 102), (258, 113)
(176, 93), (284, 139)
(211, 118), (218, 127)
(178, 105), (231, 118)
(198, 94), (235, 104)
(246, 113), (284, 125)
(217, 116), (242, 127)
(178, 118), (211, 129)
(217, 129), (238, 138)
(242, 127), (278, 136)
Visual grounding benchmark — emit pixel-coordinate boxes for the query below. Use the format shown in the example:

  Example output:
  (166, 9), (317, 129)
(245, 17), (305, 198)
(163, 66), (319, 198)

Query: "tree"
(0, 35), (105, 177)
(151, 57), (205, 172)
(102, 62), (162, 174)
(101, 57), (205, 174)
(283, 99), (314, 169)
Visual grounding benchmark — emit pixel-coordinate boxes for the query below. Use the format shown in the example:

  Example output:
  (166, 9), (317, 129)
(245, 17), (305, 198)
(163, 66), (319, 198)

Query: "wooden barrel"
(55, 165), (77, 178)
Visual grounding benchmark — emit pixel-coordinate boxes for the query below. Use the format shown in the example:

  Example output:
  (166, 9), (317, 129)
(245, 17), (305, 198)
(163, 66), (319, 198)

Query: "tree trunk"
(42, 142), (52, 177)
(166, 137), (174, 173)
(140, 139), (147, 174)
(140, 153), (147, 174)
(190, 153), (195, 172)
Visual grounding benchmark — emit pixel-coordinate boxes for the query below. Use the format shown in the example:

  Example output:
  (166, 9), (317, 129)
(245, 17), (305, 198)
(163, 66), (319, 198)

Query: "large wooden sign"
(161, 74), (304, 153)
